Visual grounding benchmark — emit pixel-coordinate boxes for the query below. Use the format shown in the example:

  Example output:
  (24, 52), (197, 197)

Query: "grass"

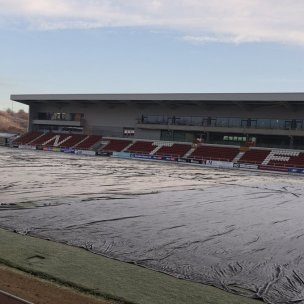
(0, 228), (262, 304)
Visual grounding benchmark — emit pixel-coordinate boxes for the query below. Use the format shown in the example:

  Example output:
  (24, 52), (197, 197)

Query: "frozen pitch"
(1, 147), (304, 304)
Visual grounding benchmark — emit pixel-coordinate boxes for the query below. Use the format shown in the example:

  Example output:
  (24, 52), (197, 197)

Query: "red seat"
(30, 133), (56, 145)
(74, 135), (102, 150)
(13, 132), (42, 145)
(60, 134), (87, 148)
(126, 141), (155, 154)
(100, 139), (132, 152)
(155, 144), (191, 157)
(190, 145), (239, 162)
(268, 152), (304, 168)
(239, 149), (271, 165)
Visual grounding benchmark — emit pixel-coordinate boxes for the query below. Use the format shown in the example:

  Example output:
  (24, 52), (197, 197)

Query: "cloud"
(1, 0), (304, 45)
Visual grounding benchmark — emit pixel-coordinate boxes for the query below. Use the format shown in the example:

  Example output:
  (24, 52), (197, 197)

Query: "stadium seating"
(12, 131), (103, 149)
(239, 148), (304, 168)
(100, 139), (132, 152)
(30, 133), (57, 146)
(239, 149), (271, 164)
(13, 132), (304, 169)
(60, 134), (87, 148)
(126, 141), (155, 154)
(190, 145), (239, 162)
(266, 150), (304, 168)
(74, 135), (102, 150)
(13, 131), (42, 145)
(43, 133), (72, 147)
(155, 143), (192, 157)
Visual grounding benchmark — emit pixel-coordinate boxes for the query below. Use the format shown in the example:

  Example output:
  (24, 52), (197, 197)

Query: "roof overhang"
(10, 93), (304, 108)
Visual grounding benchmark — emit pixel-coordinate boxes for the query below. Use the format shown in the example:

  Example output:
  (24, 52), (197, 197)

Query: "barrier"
(13, 144), (304, 176)
(130, 153), (178, 162)
(288, 167), (304, 174)
(18, 145), (36, 150)
(151, 155), (163, 161)
(161, 156), (177, 162)
(130, 153), (152, 160)
(61, 148), (75, 153)
(42, 147), (55, 152)
(205, 160), (234, 169)
(190, 159), (203, 164)
(112, 152), (131, 158)
(74, 150), (96, 156)
(234, 163), (259, 170)
(177, 158), (190, 163)
(98, 151), (112, 156)
(258, 165), (289, 172)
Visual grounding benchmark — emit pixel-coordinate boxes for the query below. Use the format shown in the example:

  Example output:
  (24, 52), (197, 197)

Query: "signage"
(112, 152), (131, 158)
(258, 165), (289, 172)
(74, 150), (96, 156)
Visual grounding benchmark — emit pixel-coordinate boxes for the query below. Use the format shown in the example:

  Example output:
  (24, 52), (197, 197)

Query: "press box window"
(224, 136), (247, 142)
(123, 128), (135, 137)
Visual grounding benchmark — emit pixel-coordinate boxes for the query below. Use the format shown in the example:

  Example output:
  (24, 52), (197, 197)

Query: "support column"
(289, 136), (294, 149)
(206, 132), (210, 143)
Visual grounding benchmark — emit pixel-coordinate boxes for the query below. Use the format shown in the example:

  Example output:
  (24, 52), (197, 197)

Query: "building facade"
(11, 93), (304, 149)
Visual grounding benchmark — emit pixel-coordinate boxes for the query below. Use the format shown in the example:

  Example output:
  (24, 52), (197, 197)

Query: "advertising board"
(74, 150), (96, 156)
(205, 160), (234, 168)
(61, 148), (75, 153)
(258, 165), (289, 172)
(236, 163), (259, 170)
(18, 145), (36, 150)
(112, 152), (131, 158)
(288, 168), (304, 174)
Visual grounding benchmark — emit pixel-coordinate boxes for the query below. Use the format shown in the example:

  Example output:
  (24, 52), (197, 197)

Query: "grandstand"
(10, 93), (304, 173)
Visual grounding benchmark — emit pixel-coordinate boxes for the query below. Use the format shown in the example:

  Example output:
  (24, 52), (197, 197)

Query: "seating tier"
(267, 152), (304, 168)
(239, 149), (271, 164)
(155, 144), (191, 157)
(190, 145), (239, 162)
(100, 139), (132, 152)
(13, 132), (42, 145)
(75, 135), (102, 149)
(126, 141), (155, 154)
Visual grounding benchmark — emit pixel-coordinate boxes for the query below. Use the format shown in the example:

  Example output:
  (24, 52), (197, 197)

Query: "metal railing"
(138, 115), (304, 131)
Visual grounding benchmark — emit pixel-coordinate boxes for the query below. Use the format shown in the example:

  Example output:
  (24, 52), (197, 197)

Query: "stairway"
(233, 151), (245, 163)
(122, 142), (135, 152)
(183, 147), (196, 158)
(150, 145), (162, 155)
(73, 136), (89, 148)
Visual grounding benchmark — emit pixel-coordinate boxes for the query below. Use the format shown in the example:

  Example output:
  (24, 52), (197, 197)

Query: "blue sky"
(1, 0), (304, 111)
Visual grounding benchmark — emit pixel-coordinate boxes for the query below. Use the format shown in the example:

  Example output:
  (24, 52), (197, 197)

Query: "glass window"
(228, 117), (242, 128)
(123, 128), (135, 137)
(257, 119), (271, 129)
(270, 119), (284, 129)
(216, 117), (229, 127)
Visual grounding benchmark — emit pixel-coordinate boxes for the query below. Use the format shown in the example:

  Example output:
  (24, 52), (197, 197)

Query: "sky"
(1, 0), (304, 111)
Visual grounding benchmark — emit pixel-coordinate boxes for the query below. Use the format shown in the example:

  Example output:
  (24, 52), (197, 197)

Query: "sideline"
(0, 228), (261, 304)
(0, 265), (114, 304)
(0, 290), (33, 304)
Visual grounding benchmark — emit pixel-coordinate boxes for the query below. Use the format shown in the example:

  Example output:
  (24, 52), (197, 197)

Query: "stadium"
(10, 92), (304, 174)
(2, 92), (304, 304)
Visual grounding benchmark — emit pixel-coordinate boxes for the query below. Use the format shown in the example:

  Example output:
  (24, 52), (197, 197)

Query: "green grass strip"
(0, 228), (261, 304)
